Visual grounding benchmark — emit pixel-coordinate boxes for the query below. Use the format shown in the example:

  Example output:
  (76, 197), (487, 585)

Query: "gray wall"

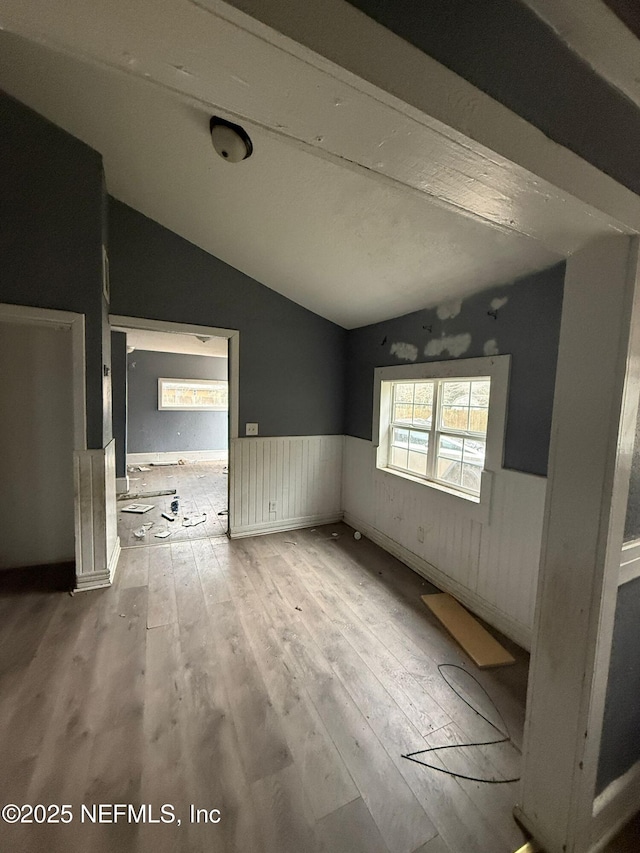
(345, 263), (565, 477)
(0, 90), (109, 449)
(108, 199), (346, 438)
(346, 0), (640, 198)
(596, 576), (640, 794)
(127, 350), (228, 453)
(0, 323), (75, 569)
(111, 331), (127, 477)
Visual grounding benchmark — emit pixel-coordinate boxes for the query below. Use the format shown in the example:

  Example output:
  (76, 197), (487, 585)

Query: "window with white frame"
(158, 378), (228, 411)
(387, 377), (490, 496)
(375, 355), (509, 506)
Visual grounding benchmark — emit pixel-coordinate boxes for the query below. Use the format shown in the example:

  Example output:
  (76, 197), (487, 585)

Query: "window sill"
(379, 465), (480, 503)
(376, 463), (492, 525)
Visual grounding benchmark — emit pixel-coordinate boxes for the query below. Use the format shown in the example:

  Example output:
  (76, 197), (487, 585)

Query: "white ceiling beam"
(1, 0), (638, 257)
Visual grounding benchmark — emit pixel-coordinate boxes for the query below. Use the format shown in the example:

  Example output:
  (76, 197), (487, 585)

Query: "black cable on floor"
(401, 663), (521, 784)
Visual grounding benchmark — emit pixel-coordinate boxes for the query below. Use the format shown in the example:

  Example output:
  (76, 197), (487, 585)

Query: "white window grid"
(387, 376), (490, 496)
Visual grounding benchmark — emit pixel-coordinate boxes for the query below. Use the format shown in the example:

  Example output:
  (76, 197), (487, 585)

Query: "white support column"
(516, 236), (640, 852)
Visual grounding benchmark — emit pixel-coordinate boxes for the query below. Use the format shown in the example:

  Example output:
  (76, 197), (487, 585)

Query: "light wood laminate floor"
(0, 524), (636, 852)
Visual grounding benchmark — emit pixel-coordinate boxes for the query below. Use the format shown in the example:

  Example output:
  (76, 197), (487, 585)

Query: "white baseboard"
(343, 510), (532, 649)
(127, 450), (227, 465)
(116, 476), (129, 494)
(230, 512), (343, 539)
(590, 760), (640, 852)
(75, 536), (120, 592)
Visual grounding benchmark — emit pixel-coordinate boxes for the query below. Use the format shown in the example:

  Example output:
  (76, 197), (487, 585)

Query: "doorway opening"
(110, 315), (238, 549)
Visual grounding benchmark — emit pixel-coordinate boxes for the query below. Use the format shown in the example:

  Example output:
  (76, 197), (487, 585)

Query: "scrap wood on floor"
(422, 592), (515, 668)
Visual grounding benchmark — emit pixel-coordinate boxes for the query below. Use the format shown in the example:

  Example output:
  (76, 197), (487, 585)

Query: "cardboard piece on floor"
(421, 593), (516, 669)
(120, 503), (155, 514)
(514, 842), (542, 853)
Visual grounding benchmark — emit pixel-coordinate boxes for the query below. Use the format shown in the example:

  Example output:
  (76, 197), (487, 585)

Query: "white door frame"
(109, 313), (239, 527)
(0, 302), (87, 574)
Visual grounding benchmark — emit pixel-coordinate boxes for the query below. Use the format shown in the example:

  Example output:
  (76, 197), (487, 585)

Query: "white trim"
(343, 509), (531, 649)
(518, 236), (640, 851)
(373, 355), (509, 525)
(108, 535), (121, 585)
(109, 314), (238, 438)
(115, 476), (129, 495)
(75, 535), (120, 592)
(619, 538), (640, 586)
(127, 450), (228, 465)
(110, 313), (236, 534)
(0, 303), (87, 451)
(230, 512), (343, 539)
(590, 760), (640, 853)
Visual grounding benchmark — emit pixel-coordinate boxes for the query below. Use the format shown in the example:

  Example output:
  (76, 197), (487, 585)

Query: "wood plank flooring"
(118, 460), (228, 546)
(0, 522), (635, 851)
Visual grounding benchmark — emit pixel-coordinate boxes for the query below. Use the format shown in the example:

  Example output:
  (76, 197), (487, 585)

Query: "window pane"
(437, 458), (462, 486)
(413, 404), (432, 427)
(438, 435), (463, 461)
(414, 383), (434, 405)
(441, 406), (469, 430)
(409, 430), (429, 453)
(470, 380), (490, 407)
(391, 446), (408, 469)
(463, 439), (485, 466)
(394, 403), (413, 423)
(394, 383), (414, 403)
(441, 380), (470, 407)
(392, 427), (409, 448)
(408, 450), (428, 476)
(469, 407), (488, 433)
(462, 463), (482, 493)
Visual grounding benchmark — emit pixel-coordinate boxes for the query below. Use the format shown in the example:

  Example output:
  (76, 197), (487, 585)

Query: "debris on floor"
(422, 592), (516, 669)
(182, 513), (207, 527)
(284, 540), (297, 546)
(117, 488), (176, 501)
(331, 532), (340, 539)
(161, 512), (175, 522)
(197, 474), (206, 479)
(353, 531), (362, 540)
(121, 503), (155, 514)
(217, 509), (228, 516)
(295, 606), (302, 612)
(154, 530), (172, 539)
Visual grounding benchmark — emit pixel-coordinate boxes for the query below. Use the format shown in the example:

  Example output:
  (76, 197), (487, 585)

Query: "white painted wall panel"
(74, 439), (120, 590)
(342, 435), (546, 648)
(229, 435), (343, 537)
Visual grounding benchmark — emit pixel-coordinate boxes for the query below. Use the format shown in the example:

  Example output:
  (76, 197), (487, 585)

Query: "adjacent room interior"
(1, 2), (640, 852)
(112, 326), (230, 547)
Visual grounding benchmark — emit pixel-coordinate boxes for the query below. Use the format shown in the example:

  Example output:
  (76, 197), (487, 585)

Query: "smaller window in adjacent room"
(374, 356), (509, 506)
(158, 378), (228, 411)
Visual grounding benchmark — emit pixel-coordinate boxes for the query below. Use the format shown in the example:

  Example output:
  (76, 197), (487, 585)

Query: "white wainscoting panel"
(74, 439), (120, 590)
(229, 435), (343, 537)
(343, 435), (546, 648)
